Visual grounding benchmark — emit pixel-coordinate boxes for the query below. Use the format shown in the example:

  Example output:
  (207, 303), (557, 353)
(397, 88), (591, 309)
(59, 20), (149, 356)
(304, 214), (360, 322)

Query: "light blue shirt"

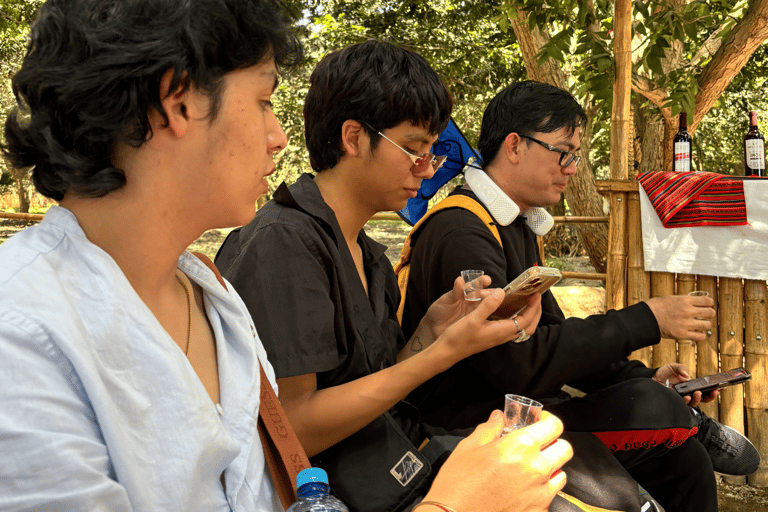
(0, 206), (283, 512)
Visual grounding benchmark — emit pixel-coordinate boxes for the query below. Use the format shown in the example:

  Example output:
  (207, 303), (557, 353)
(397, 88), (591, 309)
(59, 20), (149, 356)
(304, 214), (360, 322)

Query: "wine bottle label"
(674, 142), (691, 172)
(745, 139), (765, 170)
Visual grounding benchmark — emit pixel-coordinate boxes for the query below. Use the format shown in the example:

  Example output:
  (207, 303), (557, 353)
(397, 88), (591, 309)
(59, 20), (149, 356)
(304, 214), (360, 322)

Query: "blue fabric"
(398, 118), (484, 225)
(0, 206), (281, 512)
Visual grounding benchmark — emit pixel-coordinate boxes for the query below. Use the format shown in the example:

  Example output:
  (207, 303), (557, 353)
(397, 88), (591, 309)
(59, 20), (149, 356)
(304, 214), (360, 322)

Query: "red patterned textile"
(592, 426), (699, 452)
(637, 171), (747, 228)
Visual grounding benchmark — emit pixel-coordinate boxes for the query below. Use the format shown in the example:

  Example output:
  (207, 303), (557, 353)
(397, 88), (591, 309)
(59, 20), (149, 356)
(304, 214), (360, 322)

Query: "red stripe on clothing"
(592, 426), (699, 452)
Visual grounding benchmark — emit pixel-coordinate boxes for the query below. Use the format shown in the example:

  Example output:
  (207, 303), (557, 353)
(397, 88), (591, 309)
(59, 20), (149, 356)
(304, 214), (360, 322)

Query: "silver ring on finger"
(512, 316), (522, 333)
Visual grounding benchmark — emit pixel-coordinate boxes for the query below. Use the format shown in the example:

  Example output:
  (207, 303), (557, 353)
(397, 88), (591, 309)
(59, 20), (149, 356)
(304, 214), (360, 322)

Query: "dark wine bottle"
(744, 110), (765, 177)
(673, 112), (692, 173)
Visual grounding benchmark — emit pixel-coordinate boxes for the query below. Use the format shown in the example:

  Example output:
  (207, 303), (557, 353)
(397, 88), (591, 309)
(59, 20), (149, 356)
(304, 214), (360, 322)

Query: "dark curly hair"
(303, 40), (452, 172)
(2, 0), (303, 200)
(478, 81), (587, 166)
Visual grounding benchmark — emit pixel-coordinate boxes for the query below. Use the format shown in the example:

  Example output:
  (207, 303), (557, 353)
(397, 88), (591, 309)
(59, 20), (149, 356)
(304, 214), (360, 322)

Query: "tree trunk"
(509, 5), (608, 273)
(633, 99), (665, 175)
(4, 156), (30, 213)
(12, 172), (30, 213)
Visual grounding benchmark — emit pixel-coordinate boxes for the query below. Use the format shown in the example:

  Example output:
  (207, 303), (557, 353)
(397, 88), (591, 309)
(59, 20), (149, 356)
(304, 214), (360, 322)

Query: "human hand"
(422, 410), (571, 512)
(653, 363), (719, 407)
(423, 275), (493, 339)
(645, 295), (715, 341)
(424, 276), (541, 343)
(430, 284), (542, 363)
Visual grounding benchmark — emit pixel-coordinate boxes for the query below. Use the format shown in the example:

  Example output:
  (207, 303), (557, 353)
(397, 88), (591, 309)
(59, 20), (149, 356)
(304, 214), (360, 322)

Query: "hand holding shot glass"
(461, 270), (485, 301)
(503, 394), (543, 434)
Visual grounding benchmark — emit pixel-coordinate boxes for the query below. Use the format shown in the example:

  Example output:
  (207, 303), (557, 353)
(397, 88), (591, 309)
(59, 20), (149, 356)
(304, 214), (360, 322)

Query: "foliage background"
(2, 0), (768, 209)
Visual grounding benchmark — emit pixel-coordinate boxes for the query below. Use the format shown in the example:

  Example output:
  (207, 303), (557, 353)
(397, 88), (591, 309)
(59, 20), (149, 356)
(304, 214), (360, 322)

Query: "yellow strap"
(394, 195), (501, 324)
(557, 491), (623, 512)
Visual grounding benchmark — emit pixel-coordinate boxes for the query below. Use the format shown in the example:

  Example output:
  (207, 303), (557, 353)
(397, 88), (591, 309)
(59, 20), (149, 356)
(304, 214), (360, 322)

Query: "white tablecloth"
(640, 181), (768, 280)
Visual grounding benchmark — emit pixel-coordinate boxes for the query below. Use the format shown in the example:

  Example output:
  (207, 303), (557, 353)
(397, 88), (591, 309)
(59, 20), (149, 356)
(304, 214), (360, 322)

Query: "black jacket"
(402, 187), (659, 431)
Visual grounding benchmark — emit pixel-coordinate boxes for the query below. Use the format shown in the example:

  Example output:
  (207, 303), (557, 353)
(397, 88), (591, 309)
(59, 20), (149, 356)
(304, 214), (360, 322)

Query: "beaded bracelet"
(412, 501), (457, 512)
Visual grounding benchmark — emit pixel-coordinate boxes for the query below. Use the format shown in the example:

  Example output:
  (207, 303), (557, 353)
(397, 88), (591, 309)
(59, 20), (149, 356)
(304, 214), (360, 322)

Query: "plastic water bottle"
(286, 468), (349, 512)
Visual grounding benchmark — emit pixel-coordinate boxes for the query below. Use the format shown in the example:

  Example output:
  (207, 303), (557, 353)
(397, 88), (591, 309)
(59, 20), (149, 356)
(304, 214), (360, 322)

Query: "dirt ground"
(2, 216), (768, 510)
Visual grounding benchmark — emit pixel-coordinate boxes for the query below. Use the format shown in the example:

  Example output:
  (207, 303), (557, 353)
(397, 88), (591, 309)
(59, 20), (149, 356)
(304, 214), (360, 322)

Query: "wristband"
(412, 501), (457, 512)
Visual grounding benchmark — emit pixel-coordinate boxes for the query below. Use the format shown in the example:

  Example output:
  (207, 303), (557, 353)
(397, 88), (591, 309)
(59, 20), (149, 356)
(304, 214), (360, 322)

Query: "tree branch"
(631, 73), (670, 117)
(690, 24), (726, 68)
(691, 0), (768, 132)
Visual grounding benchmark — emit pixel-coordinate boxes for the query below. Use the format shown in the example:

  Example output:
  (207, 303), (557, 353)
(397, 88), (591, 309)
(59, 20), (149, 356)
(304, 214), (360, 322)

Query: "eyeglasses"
(519, 134), (581, 168)
(362, 122), (447, 173)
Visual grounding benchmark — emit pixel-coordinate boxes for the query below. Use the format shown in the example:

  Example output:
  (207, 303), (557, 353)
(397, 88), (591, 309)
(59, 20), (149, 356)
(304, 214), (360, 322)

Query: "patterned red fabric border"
(637, 171), (747, 228)
(592, 426), (699, 452)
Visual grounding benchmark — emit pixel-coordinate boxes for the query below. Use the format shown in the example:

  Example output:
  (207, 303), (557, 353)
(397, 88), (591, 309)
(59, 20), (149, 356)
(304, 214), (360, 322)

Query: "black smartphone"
(674, 367), (751, 396)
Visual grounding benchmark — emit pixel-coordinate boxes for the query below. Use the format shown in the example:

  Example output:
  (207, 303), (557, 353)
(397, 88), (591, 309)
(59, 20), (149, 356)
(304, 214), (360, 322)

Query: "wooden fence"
(600, 179), (768, 487)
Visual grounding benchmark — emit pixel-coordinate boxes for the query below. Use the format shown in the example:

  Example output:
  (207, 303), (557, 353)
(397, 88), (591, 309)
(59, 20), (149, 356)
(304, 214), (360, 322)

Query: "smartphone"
(491, 266), (562, 319)
(674, 367), (751, 396)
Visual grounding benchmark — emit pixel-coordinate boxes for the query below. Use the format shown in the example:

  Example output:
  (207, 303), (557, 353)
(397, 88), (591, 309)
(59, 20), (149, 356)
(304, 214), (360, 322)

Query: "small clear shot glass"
(502, 394), (543, 435)
(460, 270), (484, 301)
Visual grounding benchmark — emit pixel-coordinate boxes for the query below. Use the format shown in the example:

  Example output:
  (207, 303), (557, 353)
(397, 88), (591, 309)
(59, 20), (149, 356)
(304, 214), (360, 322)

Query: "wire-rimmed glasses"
(519, 134), (581, 168)
(361, 121), (447, 173)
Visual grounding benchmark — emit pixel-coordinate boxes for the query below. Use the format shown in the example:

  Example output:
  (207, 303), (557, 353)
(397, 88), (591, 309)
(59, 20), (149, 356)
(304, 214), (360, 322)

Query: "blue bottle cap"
(296, 467), (329, 488)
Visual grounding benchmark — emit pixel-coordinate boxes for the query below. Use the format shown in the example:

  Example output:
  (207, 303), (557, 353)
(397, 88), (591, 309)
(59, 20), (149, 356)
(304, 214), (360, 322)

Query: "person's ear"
(504, 132), (524, 165)
(149, 68), (194, 138)
(340, 120), (366, 158)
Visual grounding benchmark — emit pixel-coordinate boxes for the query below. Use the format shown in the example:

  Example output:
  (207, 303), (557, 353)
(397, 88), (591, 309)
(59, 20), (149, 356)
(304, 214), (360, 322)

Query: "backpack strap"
(394, 195), (502, 324)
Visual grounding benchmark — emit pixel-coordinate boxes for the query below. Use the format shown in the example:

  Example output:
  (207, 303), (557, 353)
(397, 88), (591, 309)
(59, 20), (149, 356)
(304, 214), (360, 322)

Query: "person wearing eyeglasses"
(400, 81), (760, 512)
(214, 41), (580, 511)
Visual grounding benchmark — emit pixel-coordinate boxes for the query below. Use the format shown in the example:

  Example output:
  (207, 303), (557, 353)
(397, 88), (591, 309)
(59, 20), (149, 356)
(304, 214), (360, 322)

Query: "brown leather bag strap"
(192, 252), (311, 508)
(192, 252), (229, 290)
(258, 365), (311, 506)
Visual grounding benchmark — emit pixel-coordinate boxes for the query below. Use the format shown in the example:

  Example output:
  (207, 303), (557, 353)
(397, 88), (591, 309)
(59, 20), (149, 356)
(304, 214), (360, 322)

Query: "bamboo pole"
(605, 0), (631, 312)
(551, 216), (611, 223)
(696, 275), (720, 420)
(676, 274), (698, 378)
(651, 272), (677, 367)
(0, 212), (44, 222)
(627, 191), (651, 366)
(560, 271), (607, 282)
(610, 0), (631, 182)
(744, 279), (768, 486)
(606, 192), (628, 311)
(719, 277), (746, 484)
(628, 103), (636, 179)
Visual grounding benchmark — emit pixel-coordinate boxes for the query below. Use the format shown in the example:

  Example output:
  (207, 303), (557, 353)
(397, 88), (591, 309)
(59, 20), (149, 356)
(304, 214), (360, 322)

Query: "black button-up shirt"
(215, 173), (406, 391)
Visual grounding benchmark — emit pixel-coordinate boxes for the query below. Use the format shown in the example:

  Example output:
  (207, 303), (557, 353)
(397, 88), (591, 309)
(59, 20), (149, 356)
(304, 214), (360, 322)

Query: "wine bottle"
(673, 112), (692, 173)
(744, 110), (765, 177)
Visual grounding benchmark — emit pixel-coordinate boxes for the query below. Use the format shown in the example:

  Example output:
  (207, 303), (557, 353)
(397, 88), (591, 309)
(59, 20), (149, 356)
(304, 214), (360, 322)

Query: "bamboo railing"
(0, 211), (44, 221)
(600, 179), (768, 487)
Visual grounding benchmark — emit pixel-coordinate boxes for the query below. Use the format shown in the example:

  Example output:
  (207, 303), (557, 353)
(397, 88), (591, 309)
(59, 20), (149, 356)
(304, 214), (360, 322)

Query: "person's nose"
(267, 112), (287, 154)
(412, 159), (437, 180)
(561, 160), (578, 176)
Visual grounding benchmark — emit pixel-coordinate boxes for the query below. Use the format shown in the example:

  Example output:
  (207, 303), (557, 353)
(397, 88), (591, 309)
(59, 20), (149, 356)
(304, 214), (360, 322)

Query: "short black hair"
(303, 40), (452, 172)
(2, 0), (303, 201)
(478, 81), (587, 166)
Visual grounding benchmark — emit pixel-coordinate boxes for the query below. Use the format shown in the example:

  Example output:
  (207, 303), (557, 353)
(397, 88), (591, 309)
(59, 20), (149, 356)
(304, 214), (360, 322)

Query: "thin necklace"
(175, 273), (192, 355)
